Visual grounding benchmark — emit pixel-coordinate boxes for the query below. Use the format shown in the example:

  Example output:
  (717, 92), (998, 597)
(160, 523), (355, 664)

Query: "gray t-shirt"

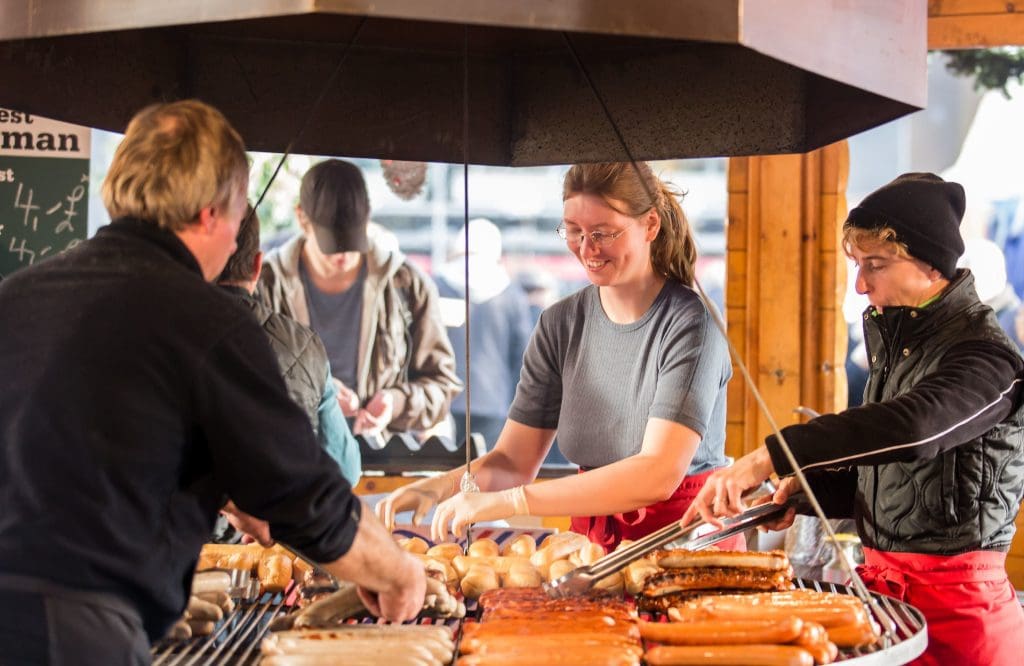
(300, 261), (365, 390)
(508, 280), (731, 472)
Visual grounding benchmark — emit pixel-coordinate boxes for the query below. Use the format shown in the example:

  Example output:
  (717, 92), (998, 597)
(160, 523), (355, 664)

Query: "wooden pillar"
(724, 142), (849, 458)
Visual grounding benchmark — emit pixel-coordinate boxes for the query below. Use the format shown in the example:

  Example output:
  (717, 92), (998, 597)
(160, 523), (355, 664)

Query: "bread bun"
(426, 543), (463, 561)
(467, 538), (500, 558)
(460, 565), (500, 600)
(501, 534), (537, 557)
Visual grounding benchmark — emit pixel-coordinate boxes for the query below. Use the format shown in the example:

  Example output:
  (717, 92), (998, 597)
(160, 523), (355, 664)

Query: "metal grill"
(151, 585), (466, 666)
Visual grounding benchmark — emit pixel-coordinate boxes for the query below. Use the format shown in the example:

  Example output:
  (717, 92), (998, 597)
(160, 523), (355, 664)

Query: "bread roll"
(500, 534), (538, 557)
(460, 565), (500, 600)
(594, 570), (624, 594)
(398, 536), (430, 554)
(577, 542), (605, 565)
(467, 538), (500, 558)
(547, 559), (576, 583)
(501, 562), (542, 588)
(258, 554), (293, 593)
(452, 555), (531, 578)
(426, 542), (463, 561)
(221, 550), (259, 572)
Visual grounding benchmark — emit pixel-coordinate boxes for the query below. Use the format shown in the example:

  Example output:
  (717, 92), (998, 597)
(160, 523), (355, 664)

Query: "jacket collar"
(102, 217), (204, 278)
(866, 269), (980, 340)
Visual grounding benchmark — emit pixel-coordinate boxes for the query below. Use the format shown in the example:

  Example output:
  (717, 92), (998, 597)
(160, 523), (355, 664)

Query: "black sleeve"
(195, 319), (360, 563)
(794, 469), (858, 519)
(766, 341), (1024, 476)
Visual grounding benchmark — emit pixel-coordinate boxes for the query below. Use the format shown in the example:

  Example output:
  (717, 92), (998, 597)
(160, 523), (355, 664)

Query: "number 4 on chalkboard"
(13, 182), (40, 232)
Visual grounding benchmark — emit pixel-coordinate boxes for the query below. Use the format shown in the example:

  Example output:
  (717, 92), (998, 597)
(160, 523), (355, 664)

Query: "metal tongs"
(543, 488), (806, 598)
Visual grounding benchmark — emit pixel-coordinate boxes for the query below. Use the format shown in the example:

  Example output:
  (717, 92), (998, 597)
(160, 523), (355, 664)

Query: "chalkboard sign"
(0, 108), (90, 277)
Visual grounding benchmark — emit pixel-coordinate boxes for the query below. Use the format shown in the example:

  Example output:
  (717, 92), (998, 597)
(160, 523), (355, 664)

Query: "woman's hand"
(374, 473), (456, 531)
(679, 446), (776, 527)
(430, 487), (529, 542)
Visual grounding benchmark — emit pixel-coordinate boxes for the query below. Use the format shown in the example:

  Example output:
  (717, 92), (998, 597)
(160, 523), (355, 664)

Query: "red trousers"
(857, 547), (1024, 666)
(570, 467), (747, 551)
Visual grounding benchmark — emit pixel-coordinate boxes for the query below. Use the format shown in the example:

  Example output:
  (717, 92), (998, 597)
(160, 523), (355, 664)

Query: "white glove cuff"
(507, 485), (530, 516)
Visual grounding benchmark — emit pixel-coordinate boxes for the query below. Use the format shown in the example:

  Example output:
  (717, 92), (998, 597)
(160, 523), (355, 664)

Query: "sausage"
(824, 620), (879, 648)
(668, 591), (867, 628)
(293, 584), (366, 629)
(460, 633), (643, 655)
(190, 571), (231, 596)
(185, 595), (224, 622)
(187, 619), (216, 637)
(456, 646), (640, 666)
(639, 618), (804, 645)
(644, 644), (814, 666)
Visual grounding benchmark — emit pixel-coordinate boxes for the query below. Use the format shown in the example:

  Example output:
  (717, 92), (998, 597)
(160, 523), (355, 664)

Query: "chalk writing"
(2, 169), (89, 270)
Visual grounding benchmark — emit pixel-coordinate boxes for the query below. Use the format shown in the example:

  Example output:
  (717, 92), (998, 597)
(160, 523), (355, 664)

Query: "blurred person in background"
(516, 267), (558, 323)
(435, 218), (534, 450)
(218, 205), (361, 485)
(957, 237), (1021, 344)
(259, 159), (461, 439)
(379, 162), (741, 552)
(685, 173), (1024, 666)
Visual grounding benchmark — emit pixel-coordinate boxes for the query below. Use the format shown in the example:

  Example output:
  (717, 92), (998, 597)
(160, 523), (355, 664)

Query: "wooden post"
(725, 142), (849, 458)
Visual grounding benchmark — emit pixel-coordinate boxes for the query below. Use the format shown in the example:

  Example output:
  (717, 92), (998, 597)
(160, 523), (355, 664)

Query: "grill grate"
(151, 584), (466, 666)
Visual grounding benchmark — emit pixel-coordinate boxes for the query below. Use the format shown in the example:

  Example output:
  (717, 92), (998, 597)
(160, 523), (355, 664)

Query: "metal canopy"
(0, 1), (926, 165)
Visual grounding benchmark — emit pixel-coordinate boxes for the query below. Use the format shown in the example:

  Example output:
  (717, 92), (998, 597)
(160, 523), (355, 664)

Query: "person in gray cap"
(684, 173), (1024, 666)
(259, 159), (460, 439)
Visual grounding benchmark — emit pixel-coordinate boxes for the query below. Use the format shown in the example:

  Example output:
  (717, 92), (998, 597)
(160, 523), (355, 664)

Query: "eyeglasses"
(555, 220), (634, 248)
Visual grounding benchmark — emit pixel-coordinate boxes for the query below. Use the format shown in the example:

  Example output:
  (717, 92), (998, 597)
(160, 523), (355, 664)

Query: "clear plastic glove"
(375, 473), (457, 531)
(431, 486), (529, 542)
(333, 378), (360, 418)
(220, 500), (274, 547)
(353, 390), (394, 436)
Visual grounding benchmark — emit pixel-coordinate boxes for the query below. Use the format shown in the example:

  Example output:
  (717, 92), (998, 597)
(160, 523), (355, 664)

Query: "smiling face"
(561, 193), (658, 288)
(849, 239), (947, 311)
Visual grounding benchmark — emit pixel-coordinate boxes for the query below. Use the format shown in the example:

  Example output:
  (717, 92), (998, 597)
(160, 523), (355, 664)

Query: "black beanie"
(844, 172), (966, 279)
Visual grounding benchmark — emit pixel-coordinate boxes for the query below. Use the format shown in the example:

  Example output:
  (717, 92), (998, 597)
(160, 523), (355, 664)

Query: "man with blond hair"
(0, 100), (423, 664)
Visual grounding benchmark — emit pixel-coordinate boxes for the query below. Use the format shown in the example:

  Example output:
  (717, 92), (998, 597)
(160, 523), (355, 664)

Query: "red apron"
(569, 467), (747, 551)
(856, 547), (1024, 666)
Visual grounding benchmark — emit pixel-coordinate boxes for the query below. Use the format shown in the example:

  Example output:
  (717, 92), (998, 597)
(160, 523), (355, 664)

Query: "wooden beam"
(725, 143), (848, 458)
(929, 0), (1024, 48)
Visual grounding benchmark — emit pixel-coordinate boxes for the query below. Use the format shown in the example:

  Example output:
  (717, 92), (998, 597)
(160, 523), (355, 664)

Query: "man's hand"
(353, 391), (394, 436)
(679, 446), (776, 528)
(431, 487), (529, 542)
(333, 378), (360, 418)
(356, 551), (426, 623)
(220, 500), (274, 547)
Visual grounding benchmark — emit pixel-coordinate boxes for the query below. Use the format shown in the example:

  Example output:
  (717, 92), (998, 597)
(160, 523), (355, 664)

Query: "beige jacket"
(258, 234), (461, 433)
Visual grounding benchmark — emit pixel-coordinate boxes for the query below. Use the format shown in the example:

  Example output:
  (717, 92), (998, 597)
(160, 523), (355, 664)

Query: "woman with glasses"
(377, 161), (740, 550)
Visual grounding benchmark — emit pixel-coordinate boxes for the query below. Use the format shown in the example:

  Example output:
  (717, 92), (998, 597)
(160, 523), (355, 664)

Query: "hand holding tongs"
(543, 487), (805, 598)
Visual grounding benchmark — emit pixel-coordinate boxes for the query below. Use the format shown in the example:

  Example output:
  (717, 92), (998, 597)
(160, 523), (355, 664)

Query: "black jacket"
(0, 218), (360, 640)
(767, 270), (1024, 554)
(222, 286), (328, 434)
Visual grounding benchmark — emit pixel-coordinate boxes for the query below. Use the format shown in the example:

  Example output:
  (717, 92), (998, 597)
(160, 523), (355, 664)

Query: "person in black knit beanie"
(844, 172), (965, 279)
(685, 172), (1024, 666)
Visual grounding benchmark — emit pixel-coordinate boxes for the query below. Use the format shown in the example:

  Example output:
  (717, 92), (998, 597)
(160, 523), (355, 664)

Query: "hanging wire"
(560, 30), (896, 642)
(459, 25), (480, 496)
(245, 18), (368, 225)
